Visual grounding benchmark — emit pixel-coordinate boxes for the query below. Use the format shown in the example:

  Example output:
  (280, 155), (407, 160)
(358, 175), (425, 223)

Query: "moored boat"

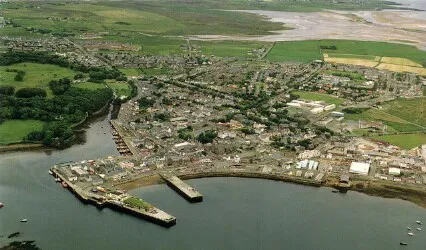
(416, 220), (422, 225)
(0, 203), (3, 208)
(407, 227), (411, 230)
(400, 242), (408, 246)
(20, 219), (28, 223)
(416, 228), (422, 231)
(61, 182), (68, 188)
(408, 232), (414, 236)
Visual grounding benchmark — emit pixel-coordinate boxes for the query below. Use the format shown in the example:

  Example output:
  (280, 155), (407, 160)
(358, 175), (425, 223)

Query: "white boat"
(48, 170), (53, 175)
(416, 228), (422, 231)
(407, 227), (411, 230)
(0, 203), (3, 208)
(20, 219), (28, 223)
(416, 221), (422, 225)
(408, 232), (414, 236)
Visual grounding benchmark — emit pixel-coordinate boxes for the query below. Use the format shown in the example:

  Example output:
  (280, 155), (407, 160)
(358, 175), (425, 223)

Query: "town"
(19, 34), (422, 226)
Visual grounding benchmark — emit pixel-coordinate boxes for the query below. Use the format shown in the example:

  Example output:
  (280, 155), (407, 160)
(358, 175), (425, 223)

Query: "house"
(349, 162), (370, 175)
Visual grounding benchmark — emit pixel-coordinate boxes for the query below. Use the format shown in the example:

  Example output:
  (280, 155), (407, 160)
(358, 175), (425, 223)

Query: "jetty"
(160, 173), (203, 202)
(51, 167), (176, 227)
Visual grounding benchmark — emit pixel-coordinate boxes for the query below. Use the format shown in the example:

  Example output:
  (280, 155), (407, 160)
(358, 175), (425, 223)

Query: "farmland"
(268, 40), (426, 65)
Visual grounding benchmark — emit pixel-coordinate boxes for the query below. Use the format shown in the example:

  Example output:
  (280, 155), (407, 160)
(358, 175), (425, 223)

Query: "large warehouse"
(349, 162), (371, 175)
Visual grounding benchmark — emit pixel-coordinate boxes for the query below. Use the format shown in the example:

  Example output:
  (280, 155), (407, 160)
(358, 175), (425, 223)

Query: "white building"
(349, 162), (370, 175)
(388, 167), (401, 176)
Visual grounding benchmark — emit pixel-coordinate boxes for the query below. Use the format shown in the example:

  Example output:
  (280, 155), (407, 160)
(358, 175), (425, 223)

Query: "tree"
(197, 130), (217, 144)
(49, 78), (71, 95)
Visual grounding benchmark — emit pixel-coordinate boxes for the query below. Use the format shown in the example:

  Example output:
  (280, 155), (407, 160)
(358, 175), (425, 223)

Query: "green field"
(372, 133), (426, 150)
(0, 63), (77, 97)
(293, 91), (344, 105)
(0, 120), (44, 144)
(74, 82), (106, 90)
(267, 40), (426, 64)
(106, 80), (131, 97)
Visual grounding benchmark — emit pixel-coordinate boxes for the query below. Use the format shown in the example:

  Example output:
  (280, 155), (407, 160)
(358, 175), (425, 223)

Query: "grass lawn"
(267, 40), (426, 65)
(0, 63), (78, 97)
(293, 91), (344, 105)
(119, 68), (142, 76)
(372, 133), (426, 150)
(74, 82), (106, 90)
(105, 80), (131, 97)
(0, 120), (44, 144)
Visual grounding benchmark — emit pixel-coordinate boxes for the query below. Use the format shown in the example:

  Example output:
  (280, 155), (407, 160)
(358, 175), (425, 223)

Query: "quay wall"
(176, 171), (322, 187)
(161, 175), (203, 203)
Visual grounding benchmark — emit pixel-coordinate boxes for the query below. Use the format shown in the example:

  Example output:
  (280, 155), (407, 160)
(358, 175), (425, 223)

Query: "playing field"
(0, 120), (44, 144)
(372, 133), (426, 150)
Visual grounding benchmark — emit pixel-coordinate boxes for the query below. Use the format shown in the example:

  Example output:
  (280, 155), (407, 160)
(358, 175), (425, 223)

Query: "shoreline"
(117, 171), (426, 210)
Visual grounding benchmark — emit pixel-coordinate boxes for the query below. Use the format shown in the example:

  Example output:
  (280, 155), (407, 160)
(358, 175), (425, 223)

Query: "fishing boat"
(416, 221), (422, 225)
(400, 242), (408, 246)
(408, 232), (414, 236)
(20, 219), (28, 223)
(416, 228), (422, 231)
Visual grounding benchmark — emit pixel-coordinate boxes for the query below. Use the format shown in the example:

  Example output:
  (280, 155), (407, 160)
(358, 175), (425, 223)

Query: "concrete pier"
(160, 173), (203, 202)
(51, 167), (176, 227)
